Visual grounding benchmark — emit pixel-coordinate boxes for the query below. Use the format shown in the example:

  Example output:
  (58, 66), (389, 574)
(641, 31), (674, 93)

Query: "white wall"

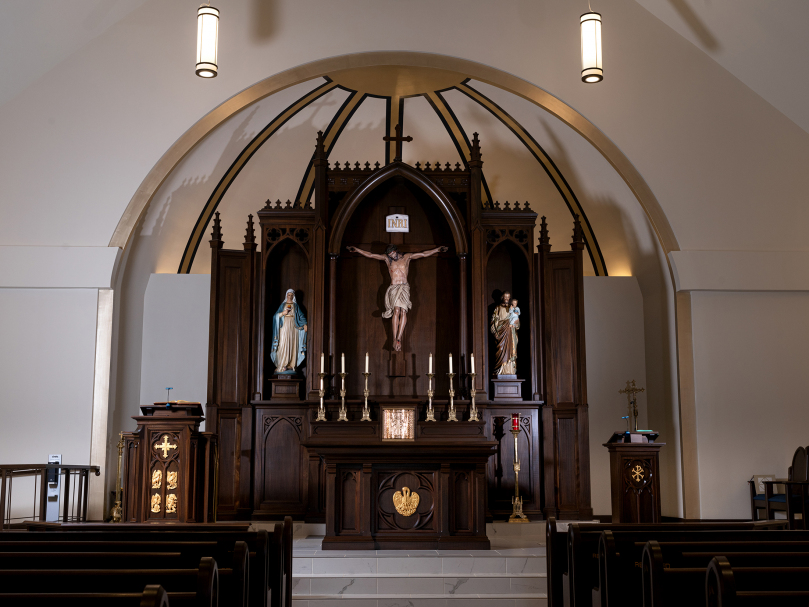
(0, 289), (98, 465)
(584, 277), (648, 516)
(139, 274), (210, 418)
(691, 291), (809, 519)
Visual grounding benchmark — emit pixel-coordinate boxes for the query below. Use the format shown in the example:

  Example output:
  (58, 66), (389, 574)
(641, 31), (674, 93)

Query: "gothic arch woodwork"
(328, 162), (468, 256)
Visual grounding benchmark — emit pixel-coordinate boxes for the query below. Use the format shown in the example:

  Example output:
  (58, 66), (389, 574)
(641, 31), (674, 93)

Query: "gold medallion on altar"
(393, 486), (419, 516)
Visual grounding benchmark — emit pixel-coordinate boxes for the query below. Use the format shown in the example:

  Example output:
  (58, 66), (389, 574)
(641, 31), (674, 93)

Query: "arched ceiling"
(173, 67), (610, 276)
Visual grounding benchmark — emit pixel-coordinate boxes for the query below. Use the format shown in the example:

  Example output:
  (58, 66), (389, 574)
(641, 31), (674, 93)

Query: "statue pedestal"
(269, 374), (305, 400)
(492, 375), (524, 402)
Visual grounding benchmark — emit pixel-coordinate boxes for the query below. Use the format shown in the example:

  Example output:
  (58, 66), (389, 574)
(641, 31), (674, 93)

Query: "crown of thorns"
(385, 244), (400, 256)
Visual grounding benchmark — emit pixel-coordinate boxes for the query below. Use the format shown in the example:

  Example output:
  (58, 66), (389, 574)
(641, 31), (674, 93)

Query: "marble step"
(292, 596), (547, 606)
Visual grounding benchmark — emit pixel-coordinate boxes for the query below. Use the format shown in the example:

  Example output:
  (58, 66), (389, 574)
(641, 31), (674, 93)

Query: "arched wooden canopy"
(327, 161), (469, 256)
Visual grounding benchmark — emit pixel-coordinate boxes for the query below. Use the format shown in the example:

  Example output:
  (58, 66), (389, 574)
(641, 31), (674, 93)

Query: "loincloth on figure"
(382, 283), (412, 318)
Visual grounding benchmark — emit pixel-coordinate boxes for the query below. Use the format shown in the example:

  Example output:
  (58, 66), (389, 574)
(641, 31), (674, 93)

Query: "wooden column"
(310, 131), (329, 398)
(329, 253), (338, 393)
(539, 216), (592, 520)
(459, 253), (468, 387)
(468, 133), (487, 396)
(206, 212), (223, 432)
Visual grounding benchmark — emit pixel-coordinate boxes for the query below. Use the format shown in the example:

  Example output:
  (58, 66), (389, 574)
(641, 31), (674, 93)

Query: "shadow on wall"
(251, 0), (278, 41)
(667, 0), (721, 52)
(536, 118), (681, 518)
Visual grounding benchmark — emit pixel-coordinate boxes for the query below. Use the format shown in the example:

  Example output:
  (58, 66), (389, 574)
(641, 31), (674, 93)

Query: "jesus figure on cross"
(347, 243), (447, 351)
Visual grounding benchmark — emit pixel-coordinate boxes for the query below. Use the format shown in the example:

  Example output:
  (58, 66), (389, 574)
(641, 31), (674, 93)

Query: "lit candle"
(449, 353), (453, 374)
(471, 353), (475, 374)
(321, 352), (324, 373)
(341, 353), (345, 373)
(512, 413), (520, 431)
(429, 353), (433, 374)
(365, 352), (369, 373)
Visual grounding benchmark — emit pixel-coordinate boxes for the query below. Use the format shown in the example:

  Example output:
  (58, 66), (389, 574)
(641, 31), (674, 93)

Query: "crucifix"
(155, 434), (178, 458)
(383, 123), (413, 162)
(619, 380), (645, 432)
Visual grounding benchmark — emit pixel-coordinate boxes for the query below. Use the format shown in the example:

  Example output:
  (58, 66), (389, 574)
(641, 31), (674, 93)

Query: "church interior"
(2, 1), (809, 606)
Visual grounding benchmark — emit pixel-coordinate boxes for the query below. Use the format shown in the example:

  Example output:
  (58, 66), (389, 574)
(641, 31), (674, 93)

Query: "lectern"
(122, 402), (217, 523)
(604, 432), (664, 523)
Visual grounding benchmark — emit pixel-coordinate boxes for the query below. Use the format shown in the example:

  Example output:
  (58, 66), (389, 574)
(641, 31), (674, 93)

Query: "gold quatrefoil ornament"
(393, 486), (419, 516)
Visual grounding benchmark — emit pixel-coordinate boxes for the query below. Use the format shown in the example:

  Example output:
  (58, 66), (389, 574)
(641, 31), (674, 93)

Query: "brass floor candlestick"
(426, 372), (436, 421)
(109, 432), (124, 523)
(509, 420), (529, 523)
(361, 371), (371, 421)
(468, 372), (479, 421)
(316, 372), (328, 421)
(338, 372), (348, 421)
(447, 372), (457, 421)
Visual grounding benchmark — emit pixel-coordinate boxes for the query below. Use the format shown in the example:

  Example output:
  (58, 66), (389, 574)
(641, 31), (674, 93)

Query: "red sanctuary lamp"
(511, 413), (520, 431)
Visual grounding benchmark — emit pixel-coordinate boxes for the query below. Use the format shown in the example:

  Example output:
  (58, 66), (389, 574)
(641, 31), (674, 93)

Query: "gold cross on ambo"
(155, 434), (178, 458)
(619, 379), (645, 404)
(619, 380), (645, 432)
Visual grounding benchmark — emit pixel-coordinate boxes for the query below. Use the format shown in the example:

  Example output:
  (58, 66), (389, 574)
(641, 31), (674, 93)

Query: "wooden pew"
(0, 584), (171, 607)
(572, 526), (802, 607)
(0, 518), (293, 607)
(643, 539), (809, 607)
(706, 556), (809, 607)
(546, 518), (785, 607)
(0, 557), (217, 607)
(269, 517), (293, 607)
(0, 530), (267, 607)
(0, 537), (249, 607)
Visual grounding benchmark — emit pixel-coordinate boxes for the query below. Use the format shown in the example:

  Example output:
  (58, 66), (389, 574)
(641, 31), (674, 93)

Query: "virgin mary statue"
(271, 289), (308, 374)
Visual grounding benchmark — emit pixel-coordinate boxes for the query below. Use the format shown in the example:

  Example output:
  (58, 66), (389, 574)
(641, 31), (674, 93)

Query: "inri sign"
(386, 214), (409, 233)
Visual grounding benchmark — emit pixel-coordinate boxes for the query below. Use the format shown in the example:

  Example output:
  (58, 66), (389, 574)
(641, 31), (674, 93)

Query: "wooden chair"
(749, 446), (809, 529)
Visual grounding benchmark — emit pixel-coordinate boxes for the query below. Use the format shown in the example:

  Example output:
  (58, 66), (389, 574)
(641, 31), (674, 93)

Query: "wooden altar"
(204, 131), (593, 523)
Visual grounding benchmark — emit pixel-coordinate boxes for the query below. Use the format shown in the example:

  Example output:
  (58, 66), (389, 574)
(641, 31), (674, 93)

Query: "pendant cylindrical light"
(580, 11), (603, 83)
(196, 5), (219, 78)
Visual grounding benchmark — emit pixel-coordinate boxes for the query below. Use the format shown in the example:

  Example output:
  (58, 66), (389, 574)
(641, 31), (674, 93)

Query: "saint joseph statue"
(347, 244), (447, 351)
(490, 290), (519, 375)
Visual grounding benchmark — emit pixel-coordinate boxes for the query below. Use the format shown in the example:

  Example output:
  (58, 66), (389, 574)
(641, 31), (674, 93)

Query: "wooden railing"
(0, 463), (100, 529)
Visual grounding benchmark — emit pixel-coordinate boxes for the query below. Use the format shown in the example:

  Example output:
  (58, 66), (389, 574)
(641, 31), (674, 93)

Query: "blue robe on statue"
(270, 300), (308, 373)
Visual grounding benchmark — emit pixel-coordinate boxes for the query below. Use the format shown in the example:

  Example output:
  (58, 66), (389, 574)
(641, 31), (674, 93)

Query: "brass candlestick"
(426, 372), (436, 422)
(316, 372), (328, 421)
(468, 372), (479, 421)
(361, 371), (371, 421)
(447, 372), (457, 421)
(338, 372), (348, 421)
(109, 432), (124, 523)
(509, 420), (529, 523)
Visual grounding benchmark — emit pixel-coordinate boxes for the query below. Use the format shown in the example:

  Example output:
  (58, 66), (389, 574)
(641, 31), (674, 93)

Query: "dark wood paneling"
(556, 414), (577, 511)
(254, 406), (308, 518)
(216, 411), (240, 512)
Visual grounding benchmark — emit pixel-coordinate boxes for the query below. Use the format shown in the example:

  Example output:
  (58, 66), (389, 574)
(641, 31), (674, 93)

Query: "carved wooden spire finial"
(315, 130), (326, 159)
(244, 214), (255, 249)
(539, 215), (551, 252)
(471, 132), (481, 162)
(210, 211), (222, 242)
(571, 214), (584, 251)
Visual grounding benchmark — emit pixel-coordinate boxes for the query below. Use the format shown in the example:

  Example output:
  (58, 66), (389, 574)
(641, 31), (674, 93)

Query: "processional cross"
(383, 124), (413, 162)
(619, 380), (645, 432)
(155, 434), (178, 458)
